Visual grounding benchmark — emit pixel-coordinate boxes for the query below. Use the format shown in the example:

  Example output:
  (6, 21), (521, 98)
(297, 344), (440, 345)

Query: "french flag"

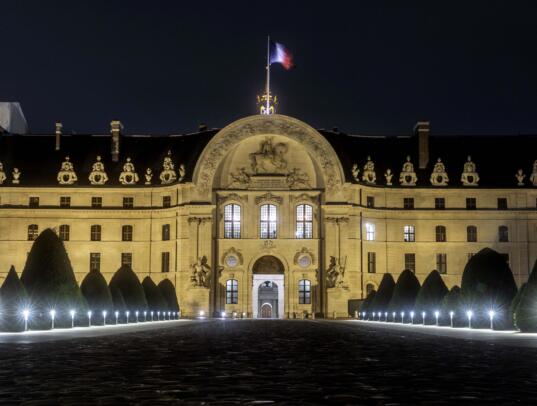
(270, 41), (294, 70)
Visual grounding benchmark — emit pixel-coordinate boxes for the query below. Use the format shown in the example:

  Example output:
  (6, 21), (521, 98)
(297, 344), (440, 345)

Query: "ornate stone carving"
(351, 164), (360, 182)
(461, 156), (479, 186)
(0, 163), (6, 185)
(516, 169), (526, 186)
(179, 164), (186, 182)
(57, 156), (78, 185)
(530, 161), (537, 186)
(221, 247), (244, 267)
(255, 192), (283, 205)
(12, 168), (20, 184)
(286, 168), (311, 189)
(293, 247), (315, 267)
(362, 156), (376, 184)
(159, 150), (177, 184)
(250, 137), (288, 174)
(88, 156), (108, 185)
(119, 158), (139, 185)
(144, 168), (153, 185)
(228, 167), (251, 189)
(193, 115), (344, 195)
(384, 169), (393, 186)
(261, 240), (275, 250)
(289, 193), (318, 204)
(217, 193), (248, 205)
(326, 256), (347, 289)
(399, 156), (417, 186)
(430, 158), (449, 186)
(190, 256), (211, 288)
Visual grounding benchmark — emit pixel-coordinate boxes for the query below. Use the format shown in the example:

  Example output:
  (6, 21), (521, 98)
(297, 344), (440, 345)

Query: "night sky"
(2, 1), (537, 135)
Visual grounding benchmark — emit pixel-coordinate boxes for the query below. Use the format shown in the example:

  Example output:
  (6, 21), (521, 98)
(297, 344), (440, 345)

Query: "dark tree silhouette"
(158, 279), (180, 312)
(388, 270), (421, 315)
(81, 270), (113, 314)
(370, 274), (395, 315)
(142, 276), (168, 311)
(414, 270), (449, 323)
(0, 266), (28, 331)
(109, 265), (148, 311)
(360, 290), (376, 318)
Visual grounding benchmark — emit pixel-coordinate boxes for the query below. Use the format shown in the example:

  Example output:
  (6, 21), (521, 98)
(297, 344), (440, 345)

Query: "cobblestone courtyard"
(1, 320), (537, 405)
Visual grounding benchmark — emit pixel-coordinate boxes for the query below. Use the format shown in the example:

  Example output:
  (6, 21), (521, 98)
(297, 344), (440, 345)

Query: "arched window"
(499, 225), (509, 242)
(260, 204), (277, 239)
(27, 224), (39, 241)
(162, 224), (170, 241)
(298, 279), (311, 304)
(404, 225), (415, 242)
(59, 225), (70, 241)
(226, 279), (238, 304)
(122, 225), (133, 241)
(467, 225), (477, 242)
(90, 225), (101, 241)
(365, 223), (375, 241)
(435, 225), (446, 242)
(224, 204), (241, 239)
(296, 204), (313, 239)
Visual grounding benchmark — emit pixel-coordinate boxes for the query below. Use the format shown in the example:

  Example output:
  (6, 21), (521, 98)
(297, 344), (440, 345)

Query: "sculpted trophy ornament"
(362, 156), (376, 184)
(286, 168), (311, 189)
(190, 256), (211, 288)
(249, 137), (288, 174)
(88, 155), (109, 185)
(0, 163), (6, 185)
(430, 158), (449, 186)
(144, 168), (153, 185)
(516, 169), (526, 186)
(384, 169), (393, 186)
(530, 160), (537, 186)
(12, 168), (21, 184)
(119, 158), (139, 185)
(326, 256), (347, 289)
(461, 156), (480, 186)
(178, 164), (186, 182)
(229, 167), (251, 189)
(57, 156), (78, 185)
(159, 150), (177, 184)
(351, 164), (360, 182)
(399, 156), (418, 186)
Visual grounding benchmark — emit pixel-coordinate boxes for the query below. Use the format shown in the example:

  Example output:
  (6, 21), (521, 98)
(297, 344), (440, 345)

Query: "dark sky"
(2, 1), (537, 135)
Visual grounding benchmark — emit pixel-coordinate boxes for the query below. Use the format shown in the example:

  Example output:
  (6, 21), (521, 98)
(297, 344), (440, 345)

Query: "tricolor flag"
(269, 41), (294, 70)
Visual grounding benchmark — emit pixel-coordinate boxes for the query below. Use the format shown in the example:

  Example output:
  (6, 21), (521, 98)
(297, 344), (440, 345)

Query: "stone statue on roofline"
(516, 169), (526, 186)
(430, 158), (449, 186)
(351, 164), (360, 182)
(461, 155), (479, 186)
(57, 156), (78, 185)
(12, 168), (21, 184)
(159, 150), (177, 184)
(362, 156), (376, 184)
(0, 163), (6, 185)
(530, 160), (537, 186)
(119, 157), (139, 185)
(399, 156), (417, 186)
(384, 169), (393, 186)
(145, 168), (153, 185)
(88, 155), (109, 185)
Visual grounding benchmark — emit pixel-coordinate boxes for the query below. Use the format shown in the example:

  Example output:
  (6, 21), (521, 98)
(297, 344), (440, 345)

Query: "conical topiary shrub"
(20, 228), (87, 326)
(461, 248), (517, 329)
(388, 270), (421, 316)
(81, 270), (113, 315)
(109, 265), (148, 312)
(440, 285), (463, 326)
(360, 290), (376, 318)
(510, 283), (526, 330)
(142, 277), (167, 312)
(110, 285), (127, 313)
(414, 270), (448, 323)
(0, 266), (28, 331)
(514, 259), (537, 331)
(370, 274), (395, 315)
(158, 279), (180, 312)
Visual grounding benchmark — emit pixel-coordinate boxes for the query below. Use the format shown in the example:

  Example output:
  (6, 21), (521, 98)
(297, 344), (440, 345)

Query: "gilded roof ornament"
(57, 156), (78, 185)
(119, 157), (139, 185)
(88, 155), (109, 185)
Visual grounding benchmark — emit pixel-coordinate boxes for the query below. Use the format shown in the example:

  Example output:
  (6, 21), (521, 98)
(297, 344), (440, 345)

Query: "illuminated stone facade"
(0, 114), (536, 317)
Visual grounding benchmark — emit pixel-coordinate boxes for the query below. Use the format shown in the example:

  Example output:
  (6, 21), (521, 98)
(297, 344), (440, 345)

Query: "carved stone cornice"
(255, 192), (283, 205)
(325, 216), (349, 224)
(289, 193), (318, 204)
(188, 216), (212, 225)
(217, 193), (248, 205)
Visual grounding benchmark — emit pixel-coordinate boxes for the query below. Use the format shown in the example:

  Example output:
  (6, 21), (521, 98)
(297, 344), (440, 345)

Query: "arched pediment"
(192, 114), (345, 201)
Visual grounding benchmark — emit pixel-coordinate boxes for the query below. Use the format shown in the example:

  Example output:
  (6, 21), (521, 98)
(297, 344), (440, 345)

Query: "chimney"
(414, 121), (430, 169)
(55, 121), (63, 151)
(110, 120), (123, 162)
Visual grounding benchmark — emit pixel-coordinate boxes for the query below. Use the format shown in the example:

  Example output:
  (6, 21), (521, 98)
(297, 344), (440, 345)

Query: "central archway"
(252, 255), (285, 319)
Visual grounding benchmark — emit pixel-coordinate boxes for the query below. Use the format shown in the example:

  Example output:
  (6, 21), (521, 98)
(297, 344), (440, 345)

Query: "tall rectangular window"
(499, 225), (509, 242)
(365, 223), (375, 241)
(366, 196), (375, 208)
(122, 225), (133, 241)
(296, 204), (313, 239)
(224, 204), (241, 239)
(367, 252), (376, 274)
(91, 197), (102, 208)
(404, 253), (416, 272)
(435, 225), (447, 242)
(163, 196), (171, 208)
(436, 253), (447, 274)
(90, 224), (102, 241)
(90, 253), (101, 272)
(497, 198), (508, 210)
(404, 225), (415, 242)
(161, 252), (170, 273)
(260, 204), (277, 239)
(298, 279), (311, 304)
(123, 197), (134, 209)
(29, 197), (39, 208)
(403, 198), (414, 209)
(121, 252), (132, 267)
(467, 225), (477, 242)
(435, 198), (445, 210)
(226, 279), (239, 304)
(59, 224), (70, 241)
(60, 196), (71, 208)
(466, 198), (476, 210)
(162, 224), (170, 241)
(28, 224), (39, 241)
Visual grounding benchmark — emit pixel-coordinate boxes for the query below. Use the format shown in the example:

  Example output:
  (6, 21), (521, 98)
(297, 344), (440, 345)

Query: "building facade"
(1, 112), (536, 318)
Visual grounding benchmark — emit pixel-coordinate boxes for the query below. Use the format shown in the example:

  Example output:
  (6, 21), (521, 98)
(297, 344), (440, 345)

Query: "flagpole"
(266, 35), (270, 114)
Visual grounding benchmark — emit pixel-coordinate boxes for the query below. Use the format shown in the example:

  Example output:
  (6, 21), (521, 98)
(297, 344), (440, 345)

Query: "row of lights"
(21, 308), (180, 331)
(360, 309), (496, 329)
(198, 311), (248, 319)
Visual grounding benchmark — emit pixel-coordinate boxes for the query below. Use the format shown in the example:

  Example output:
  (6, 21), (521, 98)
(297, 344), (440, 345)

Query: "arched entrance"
(252, 256), (285, 319)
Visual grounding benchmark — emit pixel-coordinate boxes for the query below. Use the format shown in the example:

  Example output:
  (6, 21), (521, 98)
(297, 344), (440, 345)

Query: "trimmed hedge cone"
(370, 274), (395, 316)
(388, 270), (420, 316)
(415, 270), (448, 323)
(0, 266), (28, 331)
(158, 279), (180, 313)
(514, 260), (537, 332)
(142, 277), (167, 312)
(109, 265), (148, 312)
(360, 290), (376, 316)
(81, 270), (114, 316)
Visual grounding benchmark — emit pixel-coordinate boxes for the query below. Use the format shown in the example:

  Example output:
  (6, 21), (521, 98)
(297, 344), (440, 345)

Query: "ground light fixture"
(22, 308), (30, 331)
(157, 311), (161, 320)
(372, 312), (376, 320)
(126, 311), (130, 323)
(102, 310), (107, 326)
(422, 311), (426, 325)
(449, 311), (454, 328)
(199, 310), (205, 319)
(87, 310), (92, 327)
(221, 311), (226, 319)
(410, 311), (415, 324)
(150, 311), (154, 321)
(362, 311), (366, 319)
(135, 311), (139, 322)
(143, 310), (147, 322)
(466, 310), (473, 328)
(400, 311), (405, 323)
(434, 310), (440, 326)
(70, 309), (76, 328)
(115, 311), (119, 324)
(168, 311), (171, 319)
(49, 309), (56, 329)
(384, 312), (388, 321)
(392, 311), (396, 322)
(489, 310), (495, 330)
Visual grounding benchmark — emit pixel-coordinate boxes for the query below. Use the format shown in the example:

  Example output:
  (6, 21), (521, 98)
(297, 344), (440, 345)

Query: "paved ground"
(1, 319), (537, 405)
